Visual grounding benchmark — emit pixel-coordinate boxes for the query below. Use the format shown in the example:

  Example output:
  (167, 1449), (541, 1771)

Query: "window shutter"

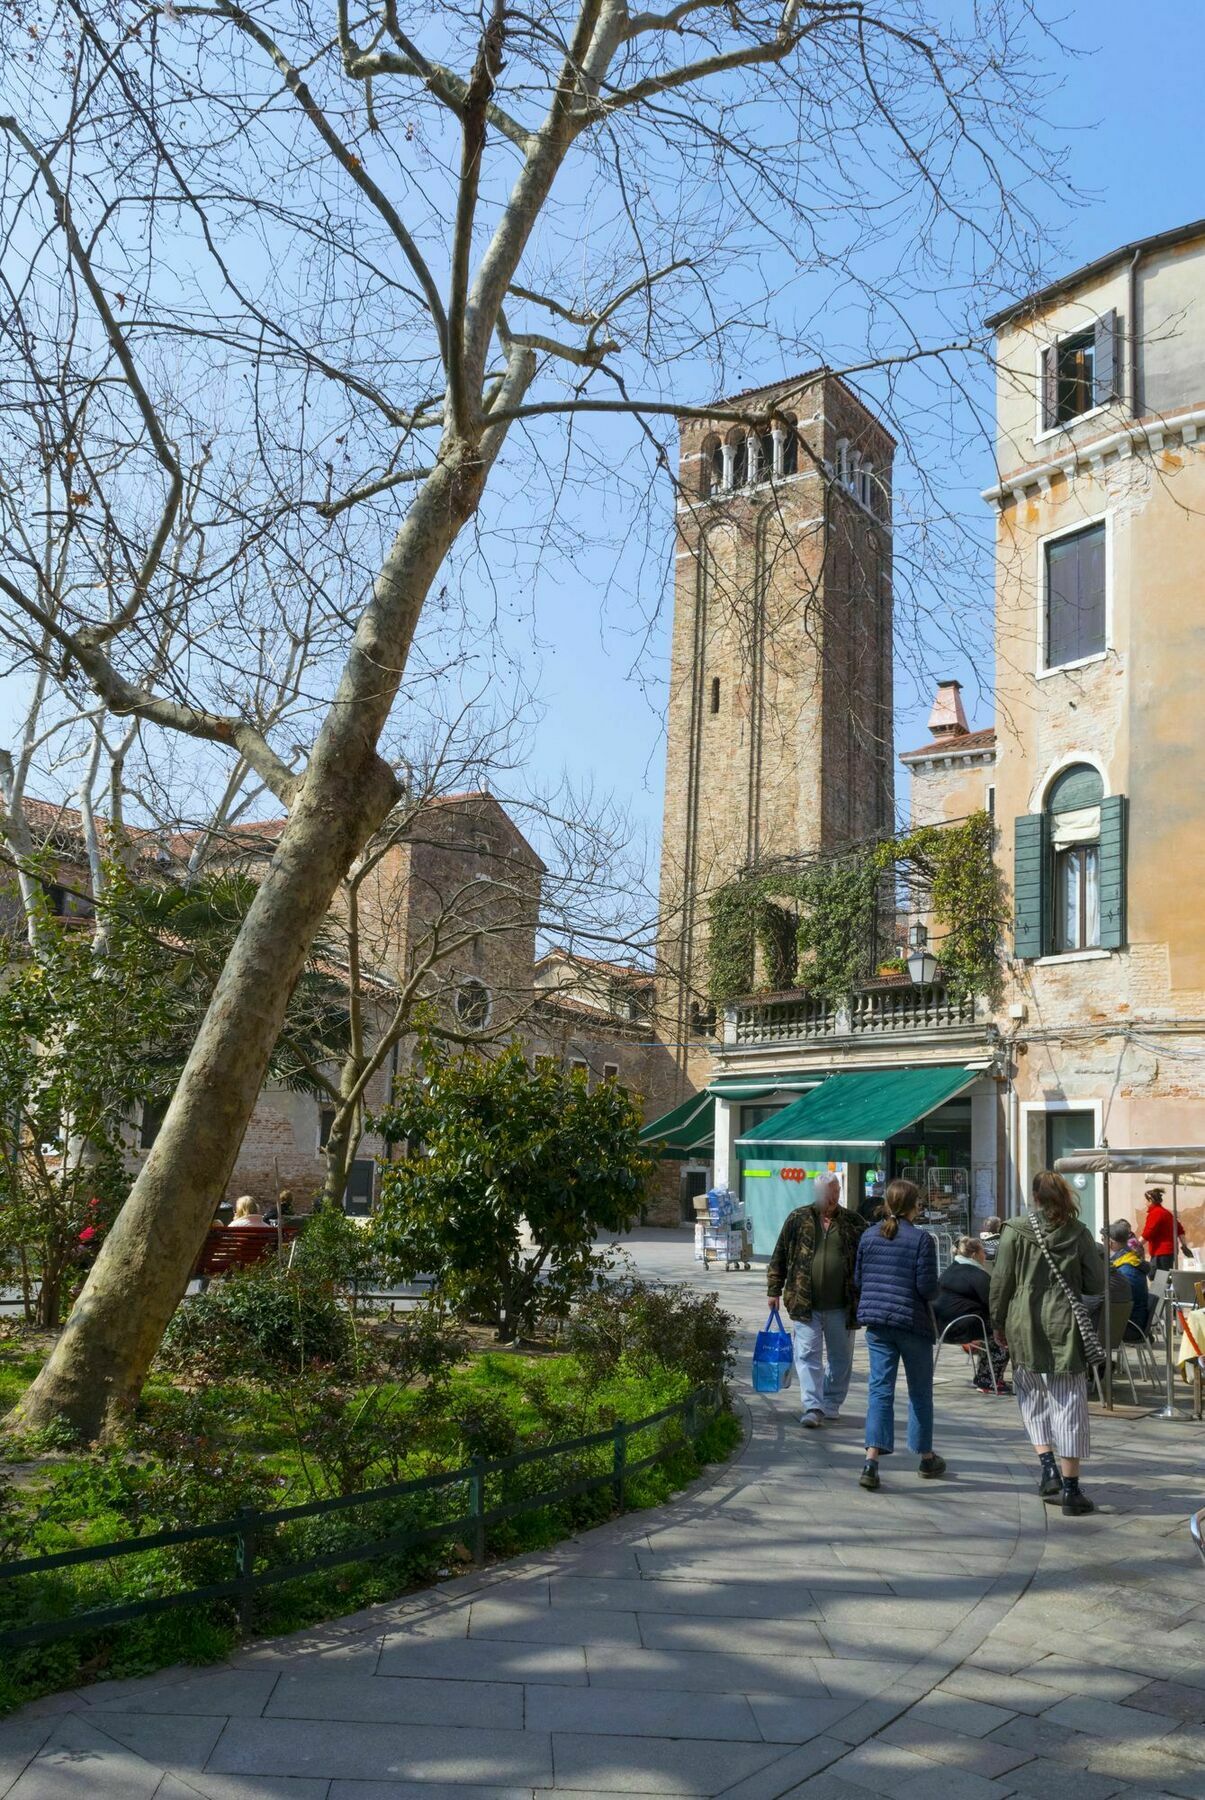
(1041, 345), (1058, 431)
(1098, 794), (1127, 949)
(1094, 310), (1120, 407)
(1014, 813), (1048, 959)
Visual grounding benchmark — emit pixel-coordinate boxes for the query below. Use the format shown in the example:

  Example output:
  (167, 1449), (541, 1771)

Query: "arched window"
(455, 979), (492, 1030)
(703, 437), (723, 497)
(781, 420), (798, 476)
(1047, 764), (1104, 953)
(758, 428), (775, 483)
(859, 459), (874, 509)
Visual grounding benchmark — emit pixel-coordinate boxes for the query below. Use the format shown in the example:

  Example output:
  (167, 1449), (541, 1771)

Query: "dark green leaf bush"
(566, 1278), (736, 1387)
(160, 1268), (355, 1377)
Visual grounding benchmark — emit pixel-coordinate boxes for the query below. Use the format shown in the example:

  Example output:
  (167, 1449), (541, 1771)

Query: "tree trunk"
(9, 478), (480, 1437)
(10, 756), (395, 1436)
(320, 1102), (358, 1211)
(8, 371), (534, 1442)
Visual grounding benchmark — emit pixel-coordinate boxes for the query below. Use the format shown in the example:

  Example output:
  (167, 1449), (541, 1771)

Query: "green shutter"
(1014, 813), (1047, 959)
(1098, 794), (1127, 950)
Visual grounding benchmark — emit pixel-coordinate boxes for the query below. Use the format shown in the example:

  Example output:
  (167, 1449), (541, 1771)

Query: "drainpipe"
(1127, 247), (1142, 419)
(1004, 1040), (1021, 1218)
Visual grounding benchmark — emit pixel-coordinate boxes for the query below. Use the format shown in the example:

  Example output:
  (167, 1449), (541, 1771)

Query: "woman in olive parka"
(989, 1170), (1104, 1517)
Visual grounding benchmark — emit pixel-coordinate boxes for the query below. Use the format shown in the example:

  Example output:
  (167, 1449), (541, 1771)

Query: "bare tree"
(0, 0), (1061, 1435)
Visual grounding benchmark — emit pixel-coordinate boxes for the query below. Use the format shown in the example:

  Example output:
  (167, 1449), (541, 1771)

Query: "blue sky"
(488, 0), (1205, 879)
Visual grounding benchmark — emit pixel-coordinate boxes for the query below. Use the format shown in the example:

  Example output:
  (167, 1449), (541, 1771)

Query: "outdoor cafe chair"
(933, 1312), (1007, 1392)
(1090, 1298), (1135, 1405)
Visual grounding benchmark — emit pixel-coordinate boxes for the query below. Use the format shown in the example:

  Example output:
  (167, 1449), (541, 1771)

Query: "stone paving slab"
(206, 1717), (554, 1786)
(5, 1235), (1205, 1799)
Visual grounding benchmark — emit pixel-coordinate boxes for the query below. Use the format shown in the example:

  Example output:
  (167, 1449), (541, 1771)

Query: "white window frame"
(1018, 1097), (1104, 1230)
(1034, 510), (1112, 679)
(602, 1062), (620, 1082)
(1032, 314), (1115, 444)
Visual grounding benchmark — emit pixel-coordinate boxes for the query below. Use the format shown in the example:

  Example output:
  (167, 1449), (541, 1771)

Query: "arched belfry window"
(758, 428), (775, 483)
(705, 437), (724, 497)
(781, 417), (799, 476)
(1014, 761), (1127, 959)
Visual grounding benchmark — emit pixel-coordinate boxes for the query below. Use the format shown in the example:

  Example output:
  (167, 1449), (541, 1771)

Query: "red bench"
(190, 1223), (301, 1284)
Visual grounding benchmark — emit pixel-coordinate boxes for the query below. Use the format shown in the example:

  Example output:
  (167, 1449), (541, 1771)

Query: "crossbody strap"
(1026, 1210), (1104, 1361)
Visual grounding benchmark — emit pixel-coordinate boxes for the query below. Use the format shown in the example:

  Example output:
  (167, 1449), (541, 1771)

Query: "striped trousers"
(1013, 1368), (1091, 1460)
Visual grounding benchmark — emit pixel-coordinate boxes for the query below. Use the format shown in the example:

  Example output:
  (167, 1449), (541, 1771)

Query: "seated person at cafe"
(1108, 1219), (1151, 1339)
(230, 1194), (267, 1228)
(934, 1236), (1009, 1391)
(979, 1216), (1003, 1262)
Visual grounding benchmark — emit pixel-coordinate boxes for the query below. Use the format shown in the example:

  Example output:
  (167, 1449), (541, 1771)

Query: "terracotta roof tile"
(899, 727), (997, 763)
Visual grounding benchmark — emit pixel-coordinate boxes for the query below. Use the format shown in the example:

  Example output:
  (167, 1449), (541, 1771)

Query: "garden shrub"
(159, 1266), (354, 1377)
(566, 1277), (736, 1387)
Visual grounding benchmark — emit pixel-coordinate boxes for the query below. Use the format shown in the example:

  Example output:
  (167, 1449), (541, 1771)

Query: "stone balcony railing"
(729, 984), (980, 1046)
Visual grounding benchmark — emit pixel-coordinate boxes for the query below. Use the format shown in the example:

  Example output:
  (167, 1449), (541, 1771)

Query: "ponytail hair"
(880, 1178), (921, 1240)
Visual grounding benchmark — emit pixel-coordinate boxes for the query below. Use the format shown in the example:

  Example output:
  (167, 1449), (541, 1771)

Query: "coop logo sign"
(781, 1167), (807, 1182)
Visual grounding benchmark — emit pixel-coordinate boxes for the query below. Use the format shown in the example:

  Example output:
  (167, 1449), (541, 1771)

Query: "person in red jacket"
(1140, 1188), (1186, 1271)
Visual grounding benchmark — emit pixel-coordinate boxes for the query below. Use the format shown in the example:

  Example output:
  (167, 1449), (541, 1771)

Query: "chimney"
(927, 679), (969, 741)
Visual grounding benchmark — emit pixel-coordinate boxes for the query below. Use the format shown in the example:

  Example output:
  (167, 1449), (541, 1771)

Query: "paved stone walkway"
(4, 1237), (1205, 1797)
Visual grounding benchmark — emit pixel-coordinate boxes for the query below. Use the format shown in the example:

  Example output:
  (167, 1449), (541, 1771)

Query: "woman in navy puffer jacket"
(854, 1179), (950, 1490)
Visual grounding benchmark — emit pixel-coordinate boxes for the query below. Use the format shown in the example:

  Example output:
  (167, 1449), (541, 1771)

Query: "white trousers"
(1013, 1368), (1091, 1460)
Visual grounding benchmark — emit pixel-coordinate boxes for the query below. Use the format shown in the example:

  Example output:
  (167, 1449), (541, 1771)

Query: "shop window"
(1045, 522), (1105, 669)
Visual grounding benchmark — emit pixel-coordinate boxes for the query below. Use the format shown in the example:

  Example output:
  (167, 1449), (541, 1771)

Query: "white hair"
(816, 1173), (841, 1199)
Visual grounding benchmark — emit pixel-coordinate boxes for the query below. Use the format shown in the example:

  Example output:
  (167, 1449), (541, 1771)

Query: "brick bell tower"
(656, 370), (896, 1089)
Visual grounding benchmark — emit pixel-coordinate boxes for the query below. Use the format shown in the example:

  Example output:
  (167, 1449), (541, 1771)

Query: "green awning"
(708, 1076), (823, 1099)
(734, 1065), (979, 1162)
(639, 1092), (714, 1160)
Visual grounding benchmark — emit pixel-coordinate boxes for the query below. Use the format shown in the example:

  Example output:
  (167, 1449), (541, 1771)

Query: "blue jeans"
(792, 1309), (855, 1418)
(864, 1325), (935, 1455)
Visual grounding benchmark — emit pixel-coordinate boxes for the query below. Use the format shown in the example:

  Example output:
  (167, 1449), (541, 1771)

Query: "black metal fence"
(0, 1381), (723, 1651)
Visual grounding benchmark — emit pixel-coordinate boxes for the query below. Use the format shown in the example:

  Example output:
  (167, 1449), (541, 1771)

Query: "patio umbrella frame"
(1053, 1143), (1205, 1417)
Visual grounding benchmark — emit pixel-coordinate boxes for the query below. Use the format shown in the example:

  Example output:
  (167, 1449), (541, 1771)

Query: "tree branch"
(0, 114), (182, 650)
(203, 1), (450, 362)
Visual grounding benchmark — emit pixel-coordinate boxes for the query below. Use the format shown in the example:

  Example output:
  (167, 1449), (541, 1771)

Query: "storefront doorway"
(1047, 1110), (1100, 1237)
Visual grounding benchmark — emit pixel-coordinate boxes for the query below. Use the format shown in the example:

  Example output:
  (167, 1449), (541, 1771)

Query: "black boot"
(1038, 1453), (1061, 1500)
(859, 1460), (881, 1491)
(1061, 1477), (1094, 1517)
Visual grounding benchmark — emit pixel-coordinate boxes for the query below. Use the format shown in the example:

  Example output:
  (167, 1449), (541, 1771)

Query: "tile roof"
(985, 217), (1205, 330)
(899, 727), (997, 763)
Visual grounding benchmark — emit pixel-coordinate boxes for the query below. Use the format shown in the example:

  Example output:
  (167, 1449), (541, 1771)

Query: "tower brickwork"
(657, 371), (895, 1087)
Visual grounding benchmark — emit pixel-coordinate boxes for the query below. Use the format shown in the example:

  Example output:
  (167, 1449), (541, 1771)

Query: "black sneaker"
(1039, 1467), (1062, 1500)
(1062, 1488), (1095, 1517)
(918, 1453), (947, 1479)
(859, 1463), (881, 1491)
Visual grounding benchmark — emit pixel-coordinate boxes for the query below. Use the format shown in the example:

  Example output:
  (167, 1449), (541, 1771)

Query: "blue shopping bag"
(752, 1310), (793, 1393)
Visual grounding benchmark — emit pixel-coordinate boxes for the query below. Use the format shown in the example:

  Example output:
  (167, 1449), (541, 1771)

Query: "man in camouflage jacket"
(767, 1174), (866, 1428)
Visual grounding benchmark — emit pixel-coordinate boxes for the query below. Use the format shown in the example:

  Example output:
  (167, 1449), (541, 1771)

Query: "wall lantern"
(906, 921), (940, 988)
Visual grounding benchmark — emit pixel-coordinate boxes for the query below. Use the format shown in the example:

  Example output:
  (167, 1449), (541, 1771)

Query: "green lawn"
(0, 1330), (740, 1713)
